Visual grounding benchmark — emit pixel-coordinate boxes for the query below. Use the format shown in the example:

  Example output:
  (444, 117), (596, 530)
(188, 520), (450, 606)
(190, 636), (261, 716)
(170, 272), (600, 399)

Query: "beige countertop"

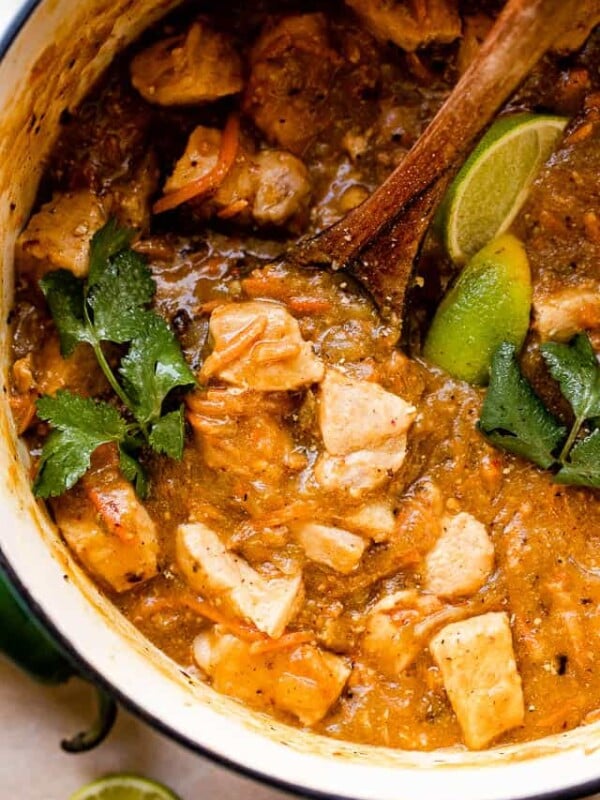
(0, 657), (291, 800)
(4, 654), (600, 800)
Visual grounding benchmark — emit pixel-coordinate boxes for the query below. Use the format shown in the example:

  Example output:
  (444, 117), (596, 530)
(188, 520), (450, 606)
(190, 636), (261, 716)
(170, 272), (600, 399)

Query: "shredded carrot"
(153, 113), (241, 214)
(252, 340), (300, 365)
(217, 198), (249, 219)
(241, 274), (290, 299)
(286, 297), (332, 315)
(249, 631), (314, 655)
(199, 315), (267, 380)
(140, 595), (266, 643)
(565, 121), (593, 145)
(186, 410), (236, 438)
(196, 299), (224, 315)
(406, 52), (434, 84)
(83, 481), (136, 543)
(241, 276), (332, 315)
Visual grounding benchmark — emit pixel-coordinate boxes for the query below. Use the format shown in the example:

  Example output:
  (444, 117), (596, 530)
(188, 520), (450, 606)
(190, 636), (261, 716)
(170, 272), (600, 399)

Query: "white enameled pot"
(0, 3), (599, 798)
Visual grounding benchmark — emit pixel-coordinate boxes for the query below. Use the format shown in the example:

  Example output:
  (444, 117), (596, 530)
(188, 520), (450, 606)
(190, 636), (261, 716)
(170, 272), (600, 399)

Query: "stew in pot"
(8, 0), (600, 751)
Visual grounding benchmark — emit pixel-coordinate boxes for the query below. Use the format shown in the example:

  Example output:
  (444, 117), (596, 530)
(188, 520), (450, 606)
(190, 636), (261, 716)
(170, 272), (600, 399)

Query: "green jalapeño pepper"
(0, 565), (117, 752)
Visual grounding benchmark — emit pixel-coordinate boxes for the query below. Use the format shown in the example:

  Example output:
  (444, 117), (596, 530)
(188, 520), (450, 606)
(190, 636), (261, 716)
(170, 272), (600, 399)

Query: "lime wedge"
(438, 113), (567, 264)
(68, 774), (181, 800)
(423, 233), (532, 385)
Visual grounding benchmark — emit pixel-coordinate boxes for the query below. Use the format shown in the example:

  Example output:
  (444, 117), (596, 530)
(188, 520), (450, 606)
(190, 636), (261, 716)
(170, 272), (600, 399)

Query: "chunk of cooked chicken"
(188, 388), (304, 485)
(315, 369), (416, 497)
(429, 612), (525, 749)
(294, 522), (367, 573)
(342, 499), (396, 542)
(31, 337), (107, 399)
(424, 512), (494, 599)
(201, 301), (324, 390)
(362, 590), (479, 678)
(9, 336), (106, 433)
(345, 0), (461, 52)
(16, 190), (106, 278)
(130, 21), (243, 106)
(533, 287), (600, 341)
(194, 626), (350, 725)
(319, 369), (416, 455)
(252, 150), (312, 227)
(110, 150), (160, 231)
(51, 445), (158, 592)
(164, 126), (312, 229)
(177, 522), (303, 638)
(314, 437), (409, 498)
(243, 14), (341, 155)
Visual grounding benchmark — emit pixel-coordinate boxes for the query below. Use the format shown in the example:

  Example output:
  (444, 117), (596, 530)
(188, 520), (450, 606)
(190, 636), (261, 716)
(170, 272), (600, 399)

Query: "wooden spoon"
(289, 0), (580, 326)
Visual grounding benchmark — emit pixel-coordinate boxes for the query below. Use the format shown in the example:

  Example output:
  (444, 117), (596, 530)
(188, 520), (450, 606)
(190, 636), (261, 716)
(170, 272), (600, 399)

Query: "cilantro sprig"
(479, 334), (600, 487)
(34, 220), (195, 498)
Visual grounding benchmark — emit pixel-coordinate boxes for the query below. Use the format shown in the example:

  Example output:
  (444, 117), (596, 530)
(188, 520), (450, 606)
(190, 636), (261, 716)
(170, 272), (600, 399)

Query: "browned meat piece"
(130, 21), (243, 106)
(243, 14), (341, 155)
(164, 126), (312, 229)
(194, 626), (350, 725)
(553, 1), (600, 52)
(16, 190), (106, 278)
(9, 335), (107, 434)
(30, 337), (107, 399)
(457, 13), (494, 74)
(47, 77), (157, 232)
(52, 445), (159, 592)
(187, 388), (306, 487)
(110, 151), (160, 230)
(512, 96), (600, 342)
(345, 0), (461, 52)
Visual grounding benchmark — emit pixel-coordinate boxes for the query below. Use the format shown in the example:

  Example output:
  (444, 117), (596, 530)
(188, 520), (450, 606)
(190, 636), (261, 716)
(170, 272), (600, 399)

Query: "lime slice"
(423, 233), (532, 385)
(438, 112), (567, 264)
(68, 774), (182, 800)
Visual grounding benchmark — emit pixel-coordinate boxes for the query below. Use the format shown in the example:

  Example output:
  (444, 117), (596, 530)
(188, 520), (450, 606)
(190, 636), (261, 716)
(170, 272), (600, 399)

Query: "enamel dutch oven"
(1, 2), (600, 798)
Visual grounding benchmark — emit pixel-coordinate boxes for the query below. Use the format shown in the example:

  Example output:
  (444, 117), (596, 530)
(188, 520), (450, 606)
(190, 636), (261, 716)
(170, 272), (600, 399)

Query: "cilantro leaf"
(39, 270), (91, 356)
(149, 407), (186, 459)
(35, 220), (196, 499)
(119, 447), (149, 498)
(87, 249), (155, 343)
(479, 342), (565, 469)
(120, 315), (195, 425)
(541, 333), (600, 422)
(88, 218), (135, 286)
(555, 429), (600, 488)
(34, 392), (127, 498)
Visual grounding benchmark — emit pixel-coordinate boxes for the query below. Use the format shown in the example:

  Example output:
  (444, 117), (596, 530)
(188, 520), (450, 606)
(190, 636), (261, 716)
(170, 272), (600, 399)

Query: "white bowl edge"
(0, 3), (600, 799)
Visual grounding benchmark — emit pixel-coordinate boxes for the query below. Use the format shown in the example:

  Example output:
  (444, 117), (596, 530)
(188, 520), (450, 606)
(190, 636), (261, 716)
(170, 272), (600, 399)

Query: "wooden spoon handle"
(298, 0), (579, 269)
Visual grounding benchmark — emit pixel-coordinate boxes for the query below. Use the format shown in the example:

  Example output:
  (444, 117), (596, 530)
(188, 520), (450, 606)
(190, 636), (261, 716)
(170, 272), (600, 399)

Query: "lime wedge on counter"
(438, 113), (567, 264)
(68, 774), (181, 800)
(423, 233), (532, 385)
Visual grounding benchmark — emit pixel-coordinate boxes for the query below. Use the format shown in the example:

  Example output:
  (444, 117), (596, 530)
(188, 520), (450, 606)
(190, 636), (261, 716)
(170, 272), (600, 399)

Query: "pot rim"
(0, 4), (599, 800)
